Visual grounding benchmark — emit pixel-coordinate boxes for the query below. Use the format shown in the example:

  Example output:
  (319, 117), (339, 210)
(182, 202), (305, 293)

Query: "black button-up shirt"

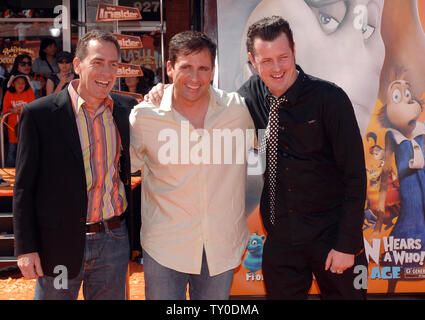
(238, 65), (366, 254)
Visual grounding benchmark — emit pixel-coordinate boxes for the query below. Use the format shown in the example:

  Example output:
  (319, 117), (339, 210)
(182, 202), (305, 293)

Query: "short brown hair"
(168, 31), (216, 67)
(246, 16), (294, 57)
(75, 30), (120, 61)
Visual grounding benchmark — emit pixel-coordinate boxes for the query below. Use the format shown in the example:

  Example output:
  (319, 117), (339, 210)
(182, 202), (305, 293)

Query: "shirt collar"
(158, 84), (173, 112)
(159, 84), (223, 113)
(68, 79), (114, 115)
(388, 122), (425, 145)
(266, 64), (306, 107)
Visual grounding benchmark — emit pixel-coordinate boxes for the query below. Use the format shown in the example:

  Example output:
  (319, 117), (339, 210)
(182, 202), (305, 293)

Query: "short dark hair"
(168, 31), (216, 67)
(57, 51), (74, 63)
(75, 30), (120, 61)
(246, 16), (294, 57)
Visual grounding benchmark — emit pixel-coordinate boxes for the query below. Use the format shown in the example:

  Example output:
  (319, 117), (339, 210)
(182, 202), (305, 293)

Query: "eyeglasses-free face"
(19, 61), (32, 66)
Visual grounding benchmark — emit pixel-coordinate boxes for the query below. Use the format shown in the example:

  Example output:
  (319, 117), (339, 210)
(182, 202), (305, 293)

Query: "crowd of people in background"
(0, 37), (156, 168)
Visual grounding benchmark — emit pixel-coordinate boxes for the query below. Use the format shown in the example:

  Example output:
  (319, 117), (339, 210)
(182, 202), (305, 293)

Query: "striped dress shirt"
(68, 80), (127, 223)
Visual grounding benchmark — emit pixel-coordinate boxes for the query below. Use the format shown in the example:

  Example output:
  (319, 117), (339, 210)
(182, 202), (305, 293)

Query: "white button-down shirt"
(130, 85), (255, 276)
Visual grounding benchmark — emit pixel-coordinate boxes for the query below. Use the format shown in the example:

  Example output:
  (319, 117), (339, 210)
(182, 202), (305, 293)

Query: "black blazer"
(13, 88), (138, 278)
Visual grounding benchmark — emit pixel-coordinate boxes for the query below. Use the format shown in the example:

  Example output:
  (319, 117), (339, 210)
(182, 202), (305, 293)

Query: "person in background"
(141, 66), (155, 91)
(9, 54), (32, 76)
(2, 73), (35, 167)
(121, 76), (149, 96)
(32, 38), (59, 78)
(4, 54), (43, 99)
(120, 66), (155, 96)
(0, 64), (6, 87)
(34, 74), (46, 98)
(0, 63), (7, 109)
(46, 51), (76, 95)
(1, 55), (40, 162)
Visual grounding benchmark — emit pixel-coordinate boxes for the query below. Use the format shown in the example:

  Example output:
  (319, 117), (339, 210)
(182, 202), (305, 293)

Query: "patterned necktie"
(259, 95), (286, 226)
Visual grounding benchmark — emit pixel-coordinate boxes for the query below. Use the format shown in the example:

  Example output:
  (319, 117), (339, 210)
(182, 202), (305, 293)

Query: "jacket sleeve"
(13, 105), (40, 256)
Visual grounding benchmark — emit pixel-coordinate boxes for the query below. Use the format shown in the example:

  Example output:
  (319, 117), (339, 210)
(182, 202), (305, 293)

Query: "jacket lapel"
(111, 97), (127, 143)
(52, 89), (85, 173)
(52, 90), (131, 185)
(111, 96), (130, 186)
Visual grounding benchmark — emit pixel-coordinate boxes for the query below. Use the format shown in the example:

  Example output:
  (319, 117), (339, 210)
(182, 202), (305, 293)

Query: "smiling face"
(167, 48), (215, 107)
(73, 39), (119, 108)
(13, 77), (27, 94)
(241, 0), (385, 134)
(248, 32), (298, 97)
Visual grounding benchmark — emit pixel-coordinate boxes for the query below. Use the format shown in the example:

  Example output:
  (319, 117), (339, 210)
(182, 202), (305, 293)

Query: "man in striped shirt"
(13, 30), (138, 299)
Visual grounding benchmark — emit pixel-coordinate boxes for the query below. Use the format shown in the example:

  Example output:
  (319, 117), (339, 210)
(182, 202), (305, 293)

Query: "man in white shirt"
(130, 31), (255, 300)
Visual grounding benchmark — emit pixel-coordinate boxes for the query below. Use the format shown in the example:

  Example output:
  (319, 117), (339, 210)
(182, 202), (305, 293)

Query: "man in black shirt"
(238, 16), (367, 299)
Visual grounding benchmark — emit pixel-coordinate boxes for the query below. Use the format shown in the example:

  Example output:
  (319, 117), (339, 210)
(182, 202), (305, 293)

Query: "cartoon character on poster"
(363, 0), (425, 293)
(372, 67), (425, 291)
(364, 131), (399, 233)
(243, 232), (266, 277)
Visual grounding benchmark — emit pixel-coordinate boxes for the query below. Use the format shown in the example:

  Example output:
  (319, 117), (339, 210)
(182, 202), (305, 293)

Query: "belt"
(86, 215), (125, 234)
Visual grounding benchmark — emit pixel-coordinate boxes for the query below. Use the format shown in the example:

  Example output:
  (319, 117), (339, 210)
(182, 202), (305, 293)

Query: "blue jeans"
(34, 220), (130, 300)
(143, 248), (234, 300)
(6, 142), (17, 167)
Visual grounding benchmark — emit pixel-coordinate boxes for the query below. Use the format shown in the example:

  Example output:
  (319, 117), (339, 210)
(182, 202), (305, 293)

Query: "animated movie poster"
(215, 0), (425, 295)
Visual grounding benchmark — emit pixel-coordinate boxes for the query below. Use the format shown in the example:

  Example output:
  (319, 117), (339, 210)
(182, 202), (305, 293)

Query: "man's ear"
(210, 66), (216, 82)
(247, 52), (256, 67)
(73, 57), (80, 75)
(166, 60), (173, 79)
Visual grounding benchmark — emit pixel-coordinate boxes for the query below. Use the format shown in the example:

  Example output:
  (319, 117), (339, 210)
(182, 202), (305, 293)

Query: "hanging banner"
(120, 35), (158, 70)
(214, 0), (425, 295)
(96, 3), (142, 22)
(111, 89), (144, 103)
(118, 0), (164, 21)
(117, 63), (144, 77)
(113, 34), (144, 49)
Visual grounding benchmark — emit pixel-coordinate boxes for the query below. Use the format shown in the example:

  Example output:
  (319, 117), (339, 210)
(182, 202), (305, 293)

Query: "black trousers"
(262, 231), (368, 300)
